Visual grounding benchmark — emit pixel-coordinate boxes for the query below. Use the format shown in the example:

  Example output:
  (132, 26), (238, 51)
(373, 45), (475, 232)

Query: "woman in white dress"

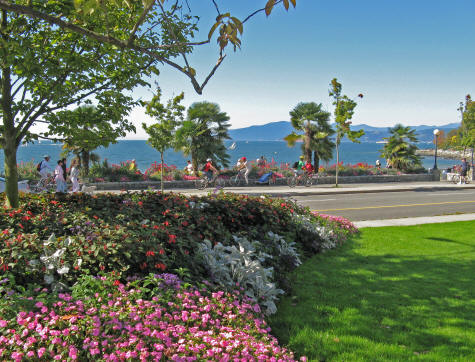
(54, 160), (65, 193)
(70, 159), (80, 192)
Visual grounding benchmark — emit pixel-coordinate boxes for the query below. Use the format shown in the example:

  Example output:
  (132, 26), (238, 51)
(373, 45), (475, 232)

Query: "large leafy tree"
(0, 0), (297, 95)
(329, 78), (364, 186)
(0, 4), (156, 207)
(175, 101), (230, 171)
(142, 89), (185, 192)
(284, 102), (334, 170)
(46, 105), (136, 175)
(380, 124), (422, 171)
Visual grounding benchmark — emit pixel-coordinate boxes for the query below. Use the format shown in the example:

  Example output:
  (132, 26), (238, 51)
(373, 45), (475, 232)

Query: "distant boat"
(376, 141), (388, 144)
(228, 142), (236, 150)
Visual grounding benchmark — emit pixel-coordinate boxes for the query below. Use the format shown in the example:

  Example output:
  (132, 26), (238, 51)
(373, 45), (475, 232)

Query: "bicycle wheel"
(215, 177), (226, 188)
(287, 176), (297, 188)
(304, 175), (313, 187)
(195, 178), (207, 190)
(452, 174), (460, 184)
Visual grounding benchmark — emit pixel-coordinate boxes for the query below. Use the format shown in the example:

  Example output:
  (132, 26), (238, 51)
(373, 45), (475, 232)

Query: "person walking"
(38, 155), (53, 181)
(459, 158), (469, 184)
(61, 158), (68, 192)
(54, 160), (66, 193)
(184, 160), (194, 175)
(70, 159), (80, 192)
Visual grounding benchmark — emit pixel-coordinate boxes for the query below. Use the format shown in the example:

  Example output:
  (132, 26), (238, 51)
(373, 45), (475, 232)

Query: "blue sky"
(129, 0), (475, 139)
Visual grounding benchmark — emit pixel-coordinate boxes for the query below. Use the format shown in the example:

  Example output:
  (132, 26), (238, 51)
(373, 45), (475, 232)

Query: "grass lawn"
(269, 221), (475, 361)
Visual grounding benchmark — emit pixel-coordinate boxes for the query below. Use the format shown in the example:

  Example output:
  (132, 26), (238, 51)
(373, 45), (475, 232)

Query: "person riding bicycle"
(304, 160), (314, 175)
(293, 155), (305, 176)
(236, 156), (250, 185)
(38, 155), (53, 181)
(203, 158), (217, 181)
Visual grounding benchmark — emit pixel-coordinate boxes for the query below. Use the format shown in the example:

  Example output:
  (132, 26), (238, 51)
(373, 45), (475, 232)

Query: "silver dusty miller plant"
(27, 234), (76, 292)
(197, 237), (284, 315)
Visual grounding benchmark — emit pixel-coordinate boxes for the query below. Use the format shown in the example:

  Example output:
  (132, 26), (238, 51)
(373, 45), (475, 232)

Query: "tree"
(142, 90), (185, 192)
(0, 0), (296, 95)
(175, 101), (231, 171)
(380, 124), (422, 171)
(284, 102), (334, 170)
(329, 78), (364, 186)
(0, 6), (156, 208)
(46, 104), (136, 176)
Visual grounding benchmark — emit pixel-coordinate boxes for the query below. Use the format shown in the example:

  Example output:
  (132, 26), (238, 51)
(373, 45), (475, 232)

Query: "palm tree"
(381, 124), (422, 171)
(175, 101), (231, 170)
(284, 102), (334, 169)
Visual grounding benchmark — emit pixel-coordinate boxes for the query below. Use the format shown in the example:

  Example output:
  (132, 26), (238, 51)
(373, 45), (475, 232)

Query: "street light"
(433, 129), (440, 170)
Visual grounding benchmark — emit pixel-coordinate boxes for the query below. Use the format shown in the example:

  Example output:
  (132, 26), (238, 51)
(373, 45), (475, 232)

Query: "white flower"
(51, 248), (66, 259)
(57, 266), (70, 275)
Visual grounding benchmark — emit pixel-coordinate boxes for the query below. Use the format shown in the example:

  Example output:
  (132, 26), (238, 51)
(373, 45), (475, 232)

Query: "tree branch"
(127, 0), (156, 46)
(243, 0), (284, 23)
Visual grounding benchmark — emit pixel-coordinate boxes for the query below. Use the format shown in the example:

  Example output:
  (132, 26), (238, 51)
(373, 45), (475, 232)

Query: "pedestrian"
(70, 159), (80, 192)
(257, 155), (266, 167)
(376, 159), (381, 171)
(459, 157), (469, 184)
(54, 160), (66, 193)
(237, 157), (250, 184)
(184, 160), (194, 175)
(38, 155), (53, 181)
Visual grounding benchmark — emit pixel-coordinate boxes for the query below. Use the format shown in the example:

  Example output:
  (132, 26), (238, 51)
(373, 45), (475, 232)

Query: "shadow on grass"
(270, 237), (475, 361)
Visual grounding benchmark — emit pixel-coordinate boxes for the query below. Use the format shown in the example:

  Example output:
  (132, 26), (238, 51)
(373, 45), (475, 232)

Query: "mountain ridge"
(229, 121), (460, 142)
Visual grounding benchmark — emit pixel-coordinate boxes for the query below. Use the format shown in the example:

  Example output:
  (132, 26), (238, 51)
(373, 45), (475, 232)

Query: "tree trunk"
(3, 138), (19, 208)
(304, 125), (312, 162)
(160, 151), (164, 193)
(335, 137), (340, 187)
(81, 150), (90, 176)
(191, 149), (198, 174)
(1, 14), (19, 208)
(313, 151), (320, 172)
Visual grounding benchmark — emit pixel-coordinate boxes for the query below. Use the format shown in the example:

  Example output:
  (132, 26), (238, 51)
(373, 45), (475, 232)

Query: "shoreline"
(416, 149), (473, 161)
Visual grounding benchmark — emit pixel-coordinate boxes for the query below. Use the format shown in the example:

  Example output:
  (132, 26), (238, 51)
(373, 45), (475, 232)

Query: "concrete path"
(354, 213), (475, 228)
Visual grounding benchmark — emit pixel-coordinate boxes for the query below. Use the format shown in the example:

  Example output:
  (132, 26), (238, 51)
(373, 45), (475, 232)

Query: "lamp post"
(433, 129), (440, 170)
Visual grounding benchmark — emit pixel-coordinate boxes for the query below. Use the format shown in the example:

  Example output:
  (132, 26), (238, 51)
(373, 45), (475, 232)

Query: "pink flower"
(37, 348), (46, 358)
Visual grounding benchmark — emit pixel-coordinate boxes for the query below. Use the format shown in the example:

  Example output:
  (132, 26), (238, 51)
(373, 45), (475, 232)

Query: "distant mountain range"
(229, 121), (460, 143)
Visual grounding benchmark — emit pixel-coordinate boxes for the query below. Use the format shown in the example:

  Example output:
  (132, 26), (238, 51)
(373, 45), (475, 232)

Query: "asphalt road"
(292, 189), (475, 221)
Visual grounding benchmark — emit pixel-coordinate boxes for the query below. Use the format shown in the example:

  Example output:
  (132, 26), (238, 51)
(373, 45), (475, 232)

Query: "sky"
(127, 0), (475, 139)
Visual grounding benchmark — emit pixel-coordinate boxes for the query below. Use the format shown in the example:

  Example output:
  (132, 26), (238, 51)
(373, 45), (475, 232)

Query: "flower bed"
(0, 191), (357, 360)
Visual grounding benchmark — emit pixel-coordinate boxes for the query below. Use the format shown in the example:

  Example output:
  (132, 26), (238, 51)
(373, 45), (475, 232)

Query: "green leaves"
(208, 13), (244, 51)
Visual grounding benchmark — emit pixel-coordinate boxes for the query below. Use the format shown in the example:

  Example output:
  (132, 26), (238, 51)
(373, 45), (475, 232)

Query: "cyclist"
(203, 158), (217, 181)
(304, 160), (314, 175)
(38, 155), (53, 181)
(293, 155), (305, 176)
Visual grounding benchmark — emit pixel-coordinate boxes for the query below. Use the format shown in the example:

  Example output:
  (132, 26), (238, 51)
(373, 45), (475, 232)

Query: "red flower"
(2, 229), (8, 235)
(93, 215), (98, 219)
(18, 223), (24, 229)
(182, 221), (188, 227)
(159, 249), (165, 255)
(146, 250), (155, 256)
(168, 234), (176, 244)
(137, 201), (143, 207)
(113, 280), (120, 286)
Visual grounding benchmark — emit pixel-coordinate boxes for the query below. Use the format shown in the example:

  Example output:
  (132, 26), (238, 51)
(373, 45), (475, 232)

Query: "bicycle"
(30, 175), (56, 193)
(194, 172), (226, 190)
(287, 171), (313, 188)
(229, 170), (247, 186)
(452, 173), (471, 184)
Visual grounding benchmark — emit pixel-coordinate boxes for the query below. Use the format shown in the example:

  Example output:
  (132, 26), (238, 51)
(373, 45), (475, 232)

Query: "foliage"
(88, 159), (147, 182)
(380, 124), (422, 171)
(285, 102), (334, 169)
(142, 90), (185, 192)
(329, 78), (364, 186)
(0, 3), (156, 207)
(47, 105), (136, 175)
(175, 101), (231, 170)
(0, 192), (355, 293)
(0, 1), (296, 95)
(270, 221), (475, 361)
(0, 273), (299, 361)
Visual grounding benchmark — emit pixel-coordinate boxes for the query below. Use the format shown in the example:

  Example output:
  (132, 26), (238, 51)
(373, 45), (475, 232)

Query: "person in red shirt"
(203, 158), (217, 180)
(304, 160), (314, 174)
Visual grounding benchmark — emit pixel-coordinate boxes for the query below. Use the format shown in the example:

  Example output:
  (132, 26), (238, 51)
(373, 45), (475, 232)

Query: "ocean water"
(0, 140), (458, 173)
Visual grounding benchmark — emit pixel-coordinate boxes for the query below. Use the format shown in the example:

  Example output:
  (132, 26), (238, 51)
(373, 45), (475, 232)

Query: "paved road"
(292, 189), (475, 221)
